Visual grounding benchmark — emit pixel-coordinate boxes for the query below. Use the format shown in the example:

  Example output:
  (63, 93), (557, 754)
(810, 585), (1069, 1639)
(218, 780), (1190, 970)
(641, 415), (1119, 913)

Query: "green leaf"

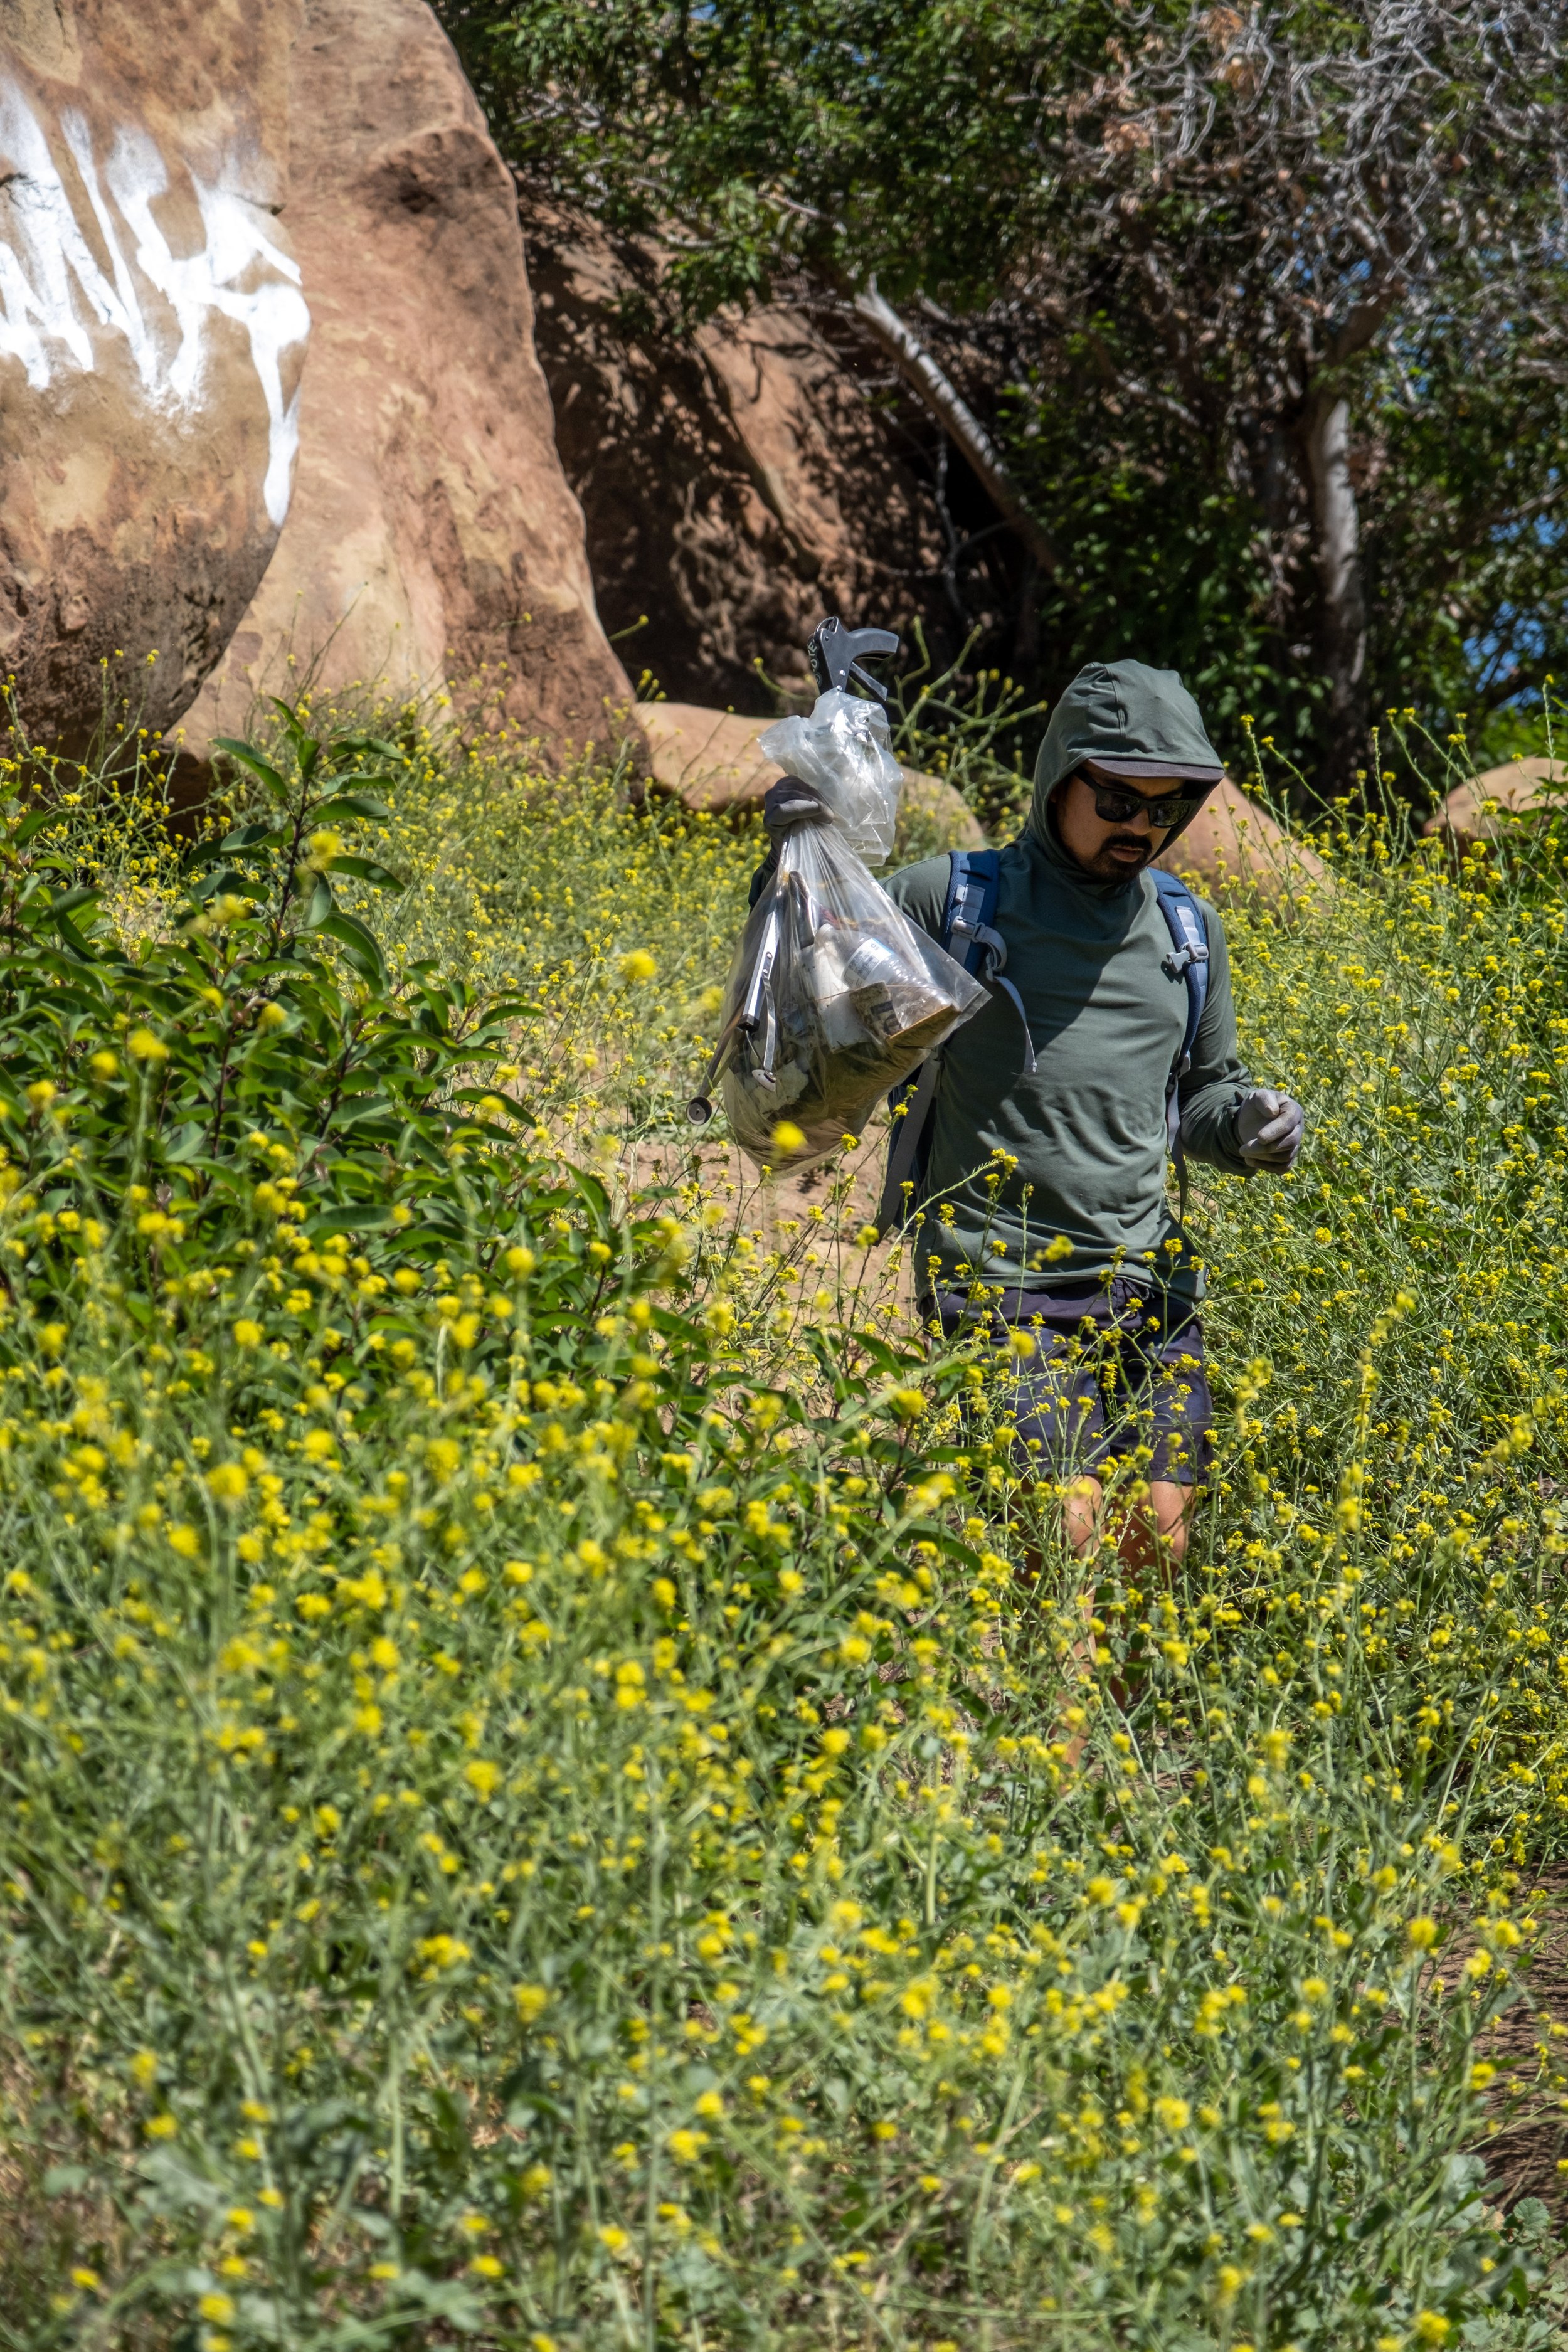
(470, 999), (541, 1026)
(329, 736), (403, 765)
(314, 908), (388, 991)
(196, 822), (286, 859)
(451, 1086), (527, 1121)
(312, 793), (395, 825)
(186, 839), (256, 874)
(189, 867), (252, 903)
(326, 854), (406, 891)
(304, 1205), (397, 1239)
(50, 899), (101, 960)
(13, 808), (63, 847)
(212, 738), (292, 805)
(265, 698), (322, 784)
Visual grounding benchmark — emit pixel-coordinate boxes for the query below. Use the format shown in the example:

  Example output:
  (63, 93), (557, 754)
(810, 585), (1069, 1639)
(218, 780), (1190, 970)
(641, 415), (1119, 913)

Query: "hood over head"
(1029, 660), (1224, 859)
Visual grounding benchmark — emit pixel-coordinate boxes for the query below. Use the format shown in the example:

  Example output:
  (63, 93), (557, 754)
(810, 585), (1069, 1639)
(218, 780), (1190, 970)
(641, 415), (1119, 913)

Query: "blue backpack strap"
(1148, 869), (1210, 1220)
(877, 848), (1032, 1237)
(943, 849), (1035, 1073)
(1149, 871), (1210, 1094)
(943, 847), (995, 973)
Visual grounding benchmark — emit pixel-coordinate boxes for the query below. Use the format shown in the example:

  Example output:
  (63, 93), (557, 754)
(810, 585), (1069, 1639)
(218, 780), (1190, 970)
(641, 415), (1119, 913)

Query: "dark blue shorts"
(932, 1277), (1214, 1488)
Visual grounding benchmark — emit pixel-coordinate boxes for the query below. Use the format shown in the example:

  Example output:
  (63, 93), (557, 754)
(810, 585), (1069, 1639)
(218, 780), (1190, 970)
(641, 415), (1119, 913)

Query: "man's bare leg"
(1064, 1474), (1195, 1568)
(1052, 1476), (1196, 1761)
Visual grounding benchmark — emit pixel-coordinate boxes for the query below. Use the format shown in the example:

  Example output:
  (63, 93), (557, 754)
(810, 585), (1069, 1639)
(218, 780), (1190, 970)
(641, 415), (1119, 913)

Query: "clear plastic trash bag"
(712, 821), (987, 1175)
(758, 689), (903, 866)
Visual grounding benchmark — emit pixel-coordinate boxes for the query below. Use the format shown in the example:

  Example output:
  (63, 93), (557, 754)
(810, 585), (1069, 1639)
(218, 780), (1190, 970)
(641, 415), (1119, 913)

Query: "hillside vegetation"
(1, 706), (1567, 2349)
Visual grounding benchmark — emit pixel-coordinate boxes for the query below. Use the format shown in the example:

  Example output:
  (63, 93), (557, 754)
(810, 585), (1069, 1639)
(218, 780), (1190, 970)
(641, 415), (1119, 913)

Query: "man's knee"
(1062, 1475), (1102, 1551)
(1150, 1479), (1195, 1558)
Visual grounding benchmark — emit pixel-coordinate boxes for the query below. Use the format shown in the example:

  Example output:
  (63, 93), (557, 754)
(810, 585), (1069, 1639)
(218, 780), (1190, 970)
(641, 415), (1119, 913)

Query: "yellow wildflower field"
(0, 701), (1564, 2349)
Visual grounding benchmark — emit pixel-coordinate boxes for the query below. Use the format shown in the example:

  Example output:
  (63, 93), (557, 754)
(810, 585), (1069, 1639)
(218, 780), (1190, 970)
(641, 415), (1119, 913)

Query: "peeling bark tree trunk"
(850, 283), (1062, 580)
(1302, 389), (1369, 796)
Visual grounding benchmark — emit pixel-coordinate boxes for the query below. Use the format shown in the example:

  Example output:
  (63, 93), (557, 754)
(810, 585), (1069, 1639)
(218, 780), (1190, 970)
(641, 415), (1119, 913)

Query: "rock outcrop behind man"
(179, 0), (629, 760)
(0, 0), (309, 751)
(525, 205), (1004, 715)
(0, 0), (627, 765)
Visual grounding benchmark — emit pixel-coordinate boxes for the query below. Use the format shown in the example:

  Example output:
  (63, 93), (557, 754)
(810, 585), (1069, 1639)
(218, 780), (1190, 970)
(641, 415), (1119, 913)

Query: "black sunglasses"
(1078, 772), (1210, 829)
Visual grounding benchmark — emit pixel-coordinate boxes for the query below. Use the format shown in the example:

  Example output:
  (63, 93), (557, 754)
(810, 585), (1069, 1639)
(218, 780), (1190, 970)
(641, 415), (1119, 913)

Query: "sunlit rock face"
(177, 0), (632, 765)
(0, 1), (309, 750)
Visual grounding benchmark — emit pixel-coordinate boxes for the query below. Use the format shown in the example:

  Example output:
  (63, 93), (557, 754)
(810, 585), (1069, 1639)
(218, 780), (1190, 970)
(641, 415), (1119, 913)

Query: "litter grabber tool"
(688, 613), (986, 1170)
(806, 616), (901, 702)
(685, 893), (784, 1128)
(686, 852), (824, 1124)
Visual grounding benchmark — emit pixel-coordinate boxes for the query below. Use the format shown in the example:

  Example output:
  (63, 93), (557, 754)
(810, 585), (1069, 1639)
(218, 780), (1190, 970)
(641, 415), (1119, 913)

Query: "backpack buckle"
(970, 919), (1007, 977)
(1162, 941), (1208, 979)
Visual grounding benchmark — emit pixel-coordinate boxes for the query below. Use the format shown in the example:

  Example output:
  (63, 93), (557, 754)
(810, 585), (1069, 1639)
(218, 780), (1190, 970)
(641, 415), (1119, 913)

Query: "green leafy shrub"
(0, 705), (554, 1293)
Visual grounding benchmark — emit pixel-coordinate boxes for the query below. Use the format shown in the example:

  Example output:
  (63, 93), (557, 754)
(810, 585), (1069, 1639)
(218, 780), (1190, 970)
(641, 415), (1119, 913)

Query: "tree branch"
(849, 283), (1063, 580)
(1301, 388), (1369, 787)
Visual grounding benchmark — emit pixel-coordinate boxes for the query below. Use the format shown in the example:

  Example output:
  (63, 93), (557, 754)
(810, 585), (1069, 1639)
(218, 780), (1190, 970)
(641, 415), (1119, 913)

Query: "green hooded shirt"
(880, 661), (1255, 1302)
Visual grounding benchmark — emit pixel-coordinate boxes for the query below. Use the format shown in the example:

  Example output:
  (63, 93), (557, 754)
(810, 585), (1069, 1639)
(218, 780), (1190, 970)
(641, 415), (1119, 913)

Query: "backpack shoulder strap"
(876, 848), (1026, 1238)
(1149, 869), (1210, 1078)
(1148, 870), (1210, 1224)
(943, 845), (1035, 1074)
(942, 847), (1002, 975)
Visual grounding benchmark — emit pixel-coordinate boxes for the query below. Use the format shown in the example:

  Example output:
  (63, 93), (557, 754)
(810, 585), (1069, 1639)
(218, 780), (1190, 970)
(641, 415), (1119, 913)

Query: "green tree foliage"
(440, 0), (1567, 786)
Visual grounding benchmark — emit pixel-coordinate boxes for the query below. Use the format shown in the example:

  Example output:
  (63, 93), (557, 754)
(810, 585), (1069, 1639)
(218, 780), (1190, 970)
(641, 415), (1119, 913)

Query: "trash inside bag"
(706, 821), (987, 1174)
(758, 689), (903, 866)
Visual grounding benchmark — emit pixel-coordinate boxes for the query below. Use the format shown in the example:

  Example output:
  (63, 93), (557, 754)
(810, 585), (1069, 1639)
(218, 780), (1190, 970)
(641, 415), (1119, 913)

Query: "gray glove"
(762, 775), (832, 843)
(1236, 1086), (1305, 1171)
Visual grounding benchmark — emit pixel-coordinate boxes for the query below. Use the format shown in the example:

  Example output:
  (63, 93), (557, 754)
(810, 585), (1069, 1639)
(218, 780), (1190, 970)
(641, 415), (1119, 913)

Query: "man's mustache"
(1103, 834), (1151, 859)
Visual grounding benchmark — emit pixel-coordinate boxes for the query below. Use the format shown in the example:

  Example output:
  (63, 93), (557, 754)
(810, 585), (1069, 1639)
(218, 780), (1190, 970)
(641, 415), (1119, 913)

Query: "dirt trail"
(1476, 1870), (1568, 2213)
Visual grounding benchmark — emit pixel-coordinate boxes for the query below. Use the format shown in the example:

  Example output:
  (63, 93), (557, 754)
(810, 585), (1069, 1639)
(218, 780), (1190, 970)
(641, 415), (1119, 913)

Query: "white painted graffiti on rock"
(0, 80), (310, 527)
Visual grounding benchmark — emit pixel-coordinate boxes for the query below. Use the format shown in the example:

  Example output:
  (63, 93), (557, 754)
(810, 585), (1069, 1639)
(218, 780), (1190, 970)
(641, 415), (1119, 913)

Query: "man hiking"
(754, 659), (1304, 1569)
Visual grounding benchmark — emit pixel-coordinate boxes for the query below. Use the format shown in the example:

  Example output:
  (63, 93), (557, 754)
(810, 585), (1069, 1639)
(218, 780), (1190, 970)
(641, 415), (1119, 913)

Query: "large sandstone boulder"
(1422, 756), (1566, 855)
(1156, 776), (1329, 910)
(637, 697), (984, 856)
(177, 0), (629, 761)
(0, 0), (310, 750)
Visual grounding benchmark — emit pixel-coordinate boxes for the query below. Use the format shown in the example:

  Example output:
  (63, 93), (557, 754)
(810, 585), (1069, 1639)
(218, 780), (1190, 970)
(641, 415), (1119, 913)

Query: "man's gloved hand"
(1236, 1086), (1305, 1172)
(762, 775), (832, 843)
